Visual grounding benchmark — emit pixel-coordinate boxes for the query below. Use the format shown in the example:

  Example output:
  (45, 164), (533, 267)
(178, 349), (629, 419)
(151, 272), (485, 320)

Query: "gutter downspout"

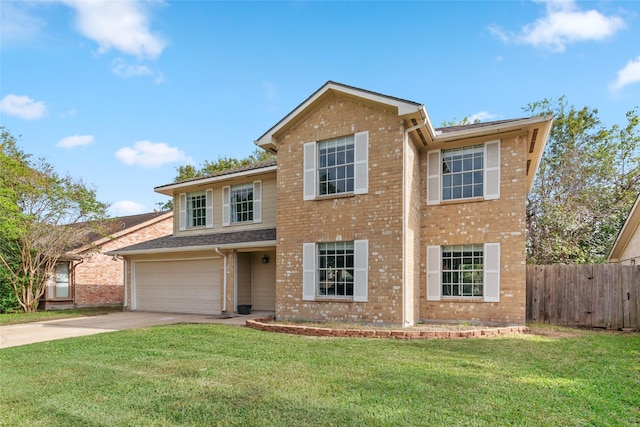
(214, 247), (228, 313)
(112, 254), (126, 310)
(401, 121), (426, 327)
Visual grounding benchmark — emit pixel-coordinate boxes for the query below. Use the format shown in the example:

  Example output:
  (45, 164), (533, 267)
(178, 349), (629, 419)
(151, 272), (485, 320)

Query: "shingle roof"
(69, 211), (172, 250)
(157, 158), (277, 189)
(435, 118), (532, 134)
(109, 228), (277, 254)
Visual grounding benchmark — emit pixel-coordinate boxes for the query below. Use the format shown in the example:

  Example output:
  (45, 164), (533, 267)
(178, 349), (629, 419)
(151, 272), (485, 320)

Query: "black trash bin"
(237, 304), (252, 315)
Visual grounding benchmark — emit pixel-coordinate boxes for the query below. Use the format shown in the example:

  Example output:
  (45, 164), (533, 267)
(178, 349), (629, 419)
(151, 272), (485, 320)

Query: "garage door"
(134, 258), (220, 315)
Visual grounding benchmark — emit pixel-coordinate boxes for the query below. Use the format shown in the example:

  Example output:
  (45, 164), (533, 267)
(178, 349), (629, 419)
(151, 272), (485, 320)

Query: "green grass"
(0, 306), (122, 326)
(1, 324), (638, 426)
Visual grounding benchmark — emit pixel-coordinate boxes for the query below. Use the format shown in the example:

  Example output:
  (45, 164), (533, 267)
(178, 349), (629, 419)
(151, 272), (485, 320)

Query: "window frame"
(186, 190), (207, 228)
(441, 244), (484, 298)
(441, 144), (484, 201)
(317, 241), (355, 298)
(303, 240), (368, 302)
(427, 140), (500, 205)
(317, 135), (355, 196)
(230, 183), (254, 224)
(303, 131), (368, 200)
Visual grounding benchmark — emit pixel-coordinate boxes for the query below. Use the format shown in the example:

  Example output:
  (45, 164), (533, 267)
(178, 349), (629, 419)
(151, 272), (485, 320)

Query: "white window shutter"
(484, 243), (501, 302)
(426, 245), (441, 301)
(354, 131), (369, 195)
(427, 150), (441, 205)
(179, 193), (187, 231)
(302, 243), (315, 301)
(205, 189), (214, 228)
(353, 239), (368, 302)
(484, 140), (500, 200)
(303, 142), (316, 200)
(222, 186), (230, 227)
(253, 180), (262, 223)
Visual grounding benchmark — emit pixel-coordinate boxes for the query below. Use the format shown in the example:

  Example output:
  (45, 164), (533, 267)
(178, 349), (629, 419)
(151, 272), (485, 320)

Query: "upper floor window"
(427, 140), (500, 205)
(318, 136), (355, 195)
(187, 191), (207, 228)
(222, 181), (262, 226)
(442, 145), (483, 200)
(179, 189), (213, 231)
(303, 131), (368, 200)
(230, 183), (253, 223)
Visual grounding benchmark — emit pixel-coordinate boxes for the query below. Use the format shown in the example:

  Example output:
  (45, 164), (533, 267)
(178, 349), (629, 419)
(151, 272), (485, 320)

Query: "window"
(222, 181), (262, 226)
(230, 183), (253, 223)
(442, 145), (483, 200)
(427, 243), (500, 302)
(187, 191), (207, 228)
(427, 140), (500, 205)
(318, 136), (355, 195)
(179, 189), (213, 231)
(55, 262), (70, 299)
(441, 245), (484, 297)
(303, 131), (368, 200)
(303, 240), (368, 302)
(317, 242), (354, 297)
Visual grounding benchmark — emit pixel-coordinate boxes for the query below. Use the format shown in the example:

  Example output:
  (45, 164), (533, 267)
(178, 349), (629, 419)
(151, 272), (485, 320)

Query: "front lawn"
(0, 306), (122, 326)
(1, 324), (638, 426)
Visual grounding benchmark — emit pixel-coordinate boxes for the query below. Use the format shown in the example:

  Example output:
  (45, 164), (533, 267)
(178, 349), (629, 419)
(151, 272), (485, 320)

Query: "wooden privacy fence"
(526, 264), (640, 329)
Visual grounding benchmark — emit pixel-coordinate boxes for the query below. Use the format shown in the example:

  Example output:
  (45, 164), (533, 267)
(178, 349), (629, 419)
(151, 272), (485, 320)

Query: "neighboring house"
(608, 193), (640, 265)
(42, 211), (173, 310)
(110, 82), (553, 326)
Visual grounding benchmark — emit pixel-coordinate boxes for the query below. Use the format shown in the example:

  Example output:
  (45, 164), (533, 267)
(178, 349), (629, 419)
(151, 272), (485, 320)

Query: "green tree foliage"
(158, 149), (274, 210)
(525, 98), (640, 264)
(0, 128), (110, 312)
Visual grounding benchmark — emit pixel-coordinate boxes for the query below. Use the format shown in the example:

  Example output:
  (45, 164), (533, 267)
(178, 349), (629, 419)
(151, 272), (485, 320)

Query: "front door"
(54, 262), (70, 298)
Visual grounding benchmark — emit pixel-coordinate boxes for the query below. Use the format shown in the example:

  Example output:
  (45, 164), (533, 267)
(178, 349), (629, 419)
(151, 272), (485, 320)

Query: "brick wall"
(74, 215), (173, 306)
(275, 93), (407, 324)
(420, 135), (529, 324)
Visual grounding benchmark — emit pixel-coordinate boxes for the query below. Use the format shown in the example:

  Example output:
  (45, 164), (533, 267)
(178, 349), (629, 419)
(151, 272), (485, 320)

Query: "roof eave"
(155, 165), (277, 196)
(607, 194), (640, 262)
(255, 81), (424, 151)
(106, 240), (277, 256)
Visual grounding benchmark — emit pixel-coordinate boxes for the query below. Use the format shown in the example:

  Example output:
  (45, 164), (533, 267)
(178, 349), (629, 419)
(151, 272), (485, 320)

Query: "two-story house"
(110, 82), (552, 326)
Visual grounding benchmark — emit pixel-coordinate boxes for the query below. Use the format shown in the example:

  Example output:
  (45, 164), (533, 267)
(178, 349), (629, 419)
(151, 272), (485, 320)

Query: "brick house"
(608, 193), (640, 265)
(43, 211), (173, 309)
(110, 82), (552, 326)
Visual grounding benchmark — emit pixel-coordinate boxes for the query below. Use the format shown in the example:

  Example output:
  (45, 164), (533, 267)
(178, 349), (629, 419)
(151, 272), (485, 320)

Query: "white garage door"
(134, 258), (221, 315)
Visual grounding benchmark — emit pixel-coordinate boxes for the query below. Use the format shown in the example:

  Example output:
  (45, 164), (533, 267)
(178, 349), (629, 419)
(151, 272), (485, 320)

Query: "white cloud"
(0, 94), (47, 120)
(115, 140), (191, 168)
(62, 0), (167, 59)
(490, 0), (625, 52)
(468, 111), (498, 123)
(56, 134), (94, 149)
(112, 60), (153, 78)
(0, 2), (45, 42)
(110, 200), (148, 216)
(610, 56), (640, 91)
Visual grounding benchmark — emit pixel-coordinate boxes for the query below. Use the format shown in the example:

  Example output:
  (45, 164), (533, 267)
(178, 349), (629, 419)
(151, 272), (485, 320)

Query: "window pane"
(441, 145), (484, 201)
(441, 245), (484, 297)
(318, 136), (355, 196)
(230, 183), (253, 223)
(317, 242), (354, 297)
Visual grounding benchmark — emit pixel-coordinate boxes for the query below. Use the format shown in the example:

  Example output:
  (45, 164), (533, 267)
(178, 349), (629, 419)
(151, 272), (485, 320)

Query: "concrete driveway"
(0, 311), (272, 349)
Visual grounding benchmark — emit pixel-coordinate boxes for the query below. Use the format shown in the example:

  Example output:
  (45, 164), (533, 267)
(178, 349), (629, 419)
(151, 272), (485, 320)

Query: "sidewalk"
(0, 311), (273, 349)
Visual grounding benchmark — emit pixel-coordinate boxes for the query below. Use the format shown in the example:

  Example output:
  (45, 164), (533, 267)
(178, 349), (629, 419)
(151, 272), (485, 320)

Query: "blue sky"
(1, 0), (639, 217)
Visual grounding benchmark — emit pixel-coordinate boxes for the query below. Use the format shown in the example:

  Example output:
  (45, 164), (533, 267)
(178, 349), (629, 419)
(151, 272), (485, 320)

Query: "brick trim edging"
(246, 317), (528, 339)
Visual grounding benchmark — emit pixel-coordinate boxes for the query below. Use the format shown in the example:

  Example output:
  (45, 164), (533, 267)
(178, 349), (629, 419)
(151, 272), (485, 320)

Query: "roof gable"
(608, 193), (640, 262)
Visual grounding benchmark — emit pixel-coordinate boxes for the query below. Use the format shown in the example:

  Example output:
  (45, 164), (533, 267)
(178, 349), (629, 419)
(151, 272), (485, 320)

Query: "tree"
(0, 128), (110, 312)
(525, 98), (640, 264)
(158, 149), (274, 210)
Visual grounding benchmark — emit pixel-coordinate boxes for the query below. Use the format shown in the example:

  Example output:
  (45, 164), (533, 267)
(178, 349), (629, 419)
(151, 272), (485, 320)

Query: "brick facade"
(73, 214), (173, 307)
